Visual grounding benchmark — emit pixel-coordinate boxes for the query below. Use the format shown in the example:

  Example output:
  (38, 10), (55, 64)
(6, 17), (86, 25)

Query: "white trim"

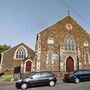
(14, 45), (28, 60)
(89, 55), (90, 64)
(0, 52), (4, 72)
(60, 62), (64, 71)
(37, 61), (40, 71)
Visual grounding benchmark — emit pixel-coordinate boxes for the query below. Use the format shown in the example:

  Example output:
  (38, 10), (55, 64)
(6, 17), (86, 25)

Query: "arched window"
(48, 51), (52, 60)
(14, 47), (28, 60)
(64, 35), (75, 51)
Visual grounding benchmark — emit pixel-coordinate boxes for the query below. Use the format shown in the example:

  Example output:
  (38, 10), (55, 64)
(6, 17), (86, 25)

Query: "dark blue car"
(15, 71), (57, 89)
(64, 70), (90, 83)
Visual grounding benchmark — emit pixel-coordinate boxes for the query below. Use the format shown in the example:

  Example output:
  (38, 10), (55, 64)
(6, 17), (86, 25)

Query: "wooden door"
(66, 57), (74, 72)
(26, 61), (32, 72)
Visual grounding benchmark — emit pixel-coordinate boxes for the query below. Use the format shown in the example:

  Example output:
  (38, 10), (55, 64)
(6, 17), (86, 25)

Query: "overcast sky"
(0, 0), (90, 50)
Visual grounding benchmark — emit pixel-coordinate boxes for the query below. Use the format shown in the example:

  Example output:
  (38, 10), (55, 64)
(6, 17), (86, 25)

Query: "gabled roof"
(2, 43), (35, 54)
(38, 15), (89, 36)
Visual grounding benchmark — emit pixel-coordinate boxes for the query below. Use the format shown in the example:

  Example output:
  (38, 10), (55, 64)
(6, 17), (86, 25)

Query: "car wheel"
(21, 83), (27, 90)
(49, 81), (55, 87)
(75, 78), (79, 84)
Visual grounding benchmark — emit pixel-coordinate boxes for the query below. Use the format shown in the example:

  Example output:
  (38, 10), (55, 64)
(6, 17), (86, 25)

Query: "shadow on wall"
(0, 72), (4, 77)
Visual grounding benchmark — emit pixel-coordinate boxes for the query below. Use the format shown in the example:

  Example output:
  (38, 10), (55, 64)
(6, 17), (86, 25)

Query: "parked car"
(64, 70), (90, 84)
(15, 71), (57, 89)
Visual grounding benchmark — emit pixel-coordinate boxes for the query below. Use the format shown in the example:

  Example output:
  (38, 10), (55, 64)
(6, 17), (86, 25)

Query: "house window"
(64, 35), (75, 51)
(14, 47), (27, 60)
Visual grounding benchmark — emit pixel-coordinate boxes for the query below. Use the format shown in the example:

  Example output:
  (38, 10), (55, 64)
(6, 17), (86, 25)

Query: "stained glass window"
(64, 35), (75, 51)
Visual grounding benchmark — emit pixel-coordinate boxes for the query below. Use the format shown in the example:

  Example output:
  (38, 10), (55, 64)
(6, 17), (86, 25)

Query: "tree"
(0, 45), (11, 54)
(0, 44), (11, 63)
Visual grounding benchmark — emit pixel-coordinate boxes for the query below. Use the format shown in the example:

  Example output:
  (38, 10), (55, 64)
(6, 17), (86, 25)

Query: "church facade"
(35, 15), (90, 73)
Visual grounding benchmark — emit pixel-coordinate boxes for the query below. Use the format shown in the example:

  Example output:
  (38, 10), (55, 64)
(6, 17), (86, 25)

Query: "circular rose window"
(66, 23), (73, 30)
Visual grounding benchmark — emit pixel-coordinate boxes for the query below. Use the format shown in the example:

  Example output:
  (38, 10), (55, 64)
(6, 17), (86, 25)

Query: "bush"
(3, 75), (12, 82)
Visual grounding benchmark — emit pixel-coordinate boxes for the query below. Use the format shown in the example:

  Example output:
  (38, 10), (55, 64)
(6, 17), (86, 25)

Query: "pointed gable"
(39, 15), (89, 35)
(38, 15), (90, 47)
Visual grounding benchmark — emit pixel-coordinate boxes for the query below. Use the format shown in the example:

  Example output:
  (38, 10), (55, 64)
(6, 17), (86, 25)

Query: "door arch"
(66, 57), (74, 72)
(26, 60), (32, 72)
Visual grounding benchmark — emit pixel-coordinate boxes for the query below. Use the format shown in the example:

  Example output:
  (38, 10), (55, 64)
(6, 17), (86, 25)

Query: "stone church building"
(0, 43), (35, 74)
(35, 15), (90, 73)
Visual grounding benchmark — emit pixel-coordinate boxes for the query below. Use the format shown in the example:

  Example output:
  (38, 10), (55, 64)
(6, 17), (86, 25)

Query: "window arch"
(64, 35), (75, 51)
(14, 46), (28, 60)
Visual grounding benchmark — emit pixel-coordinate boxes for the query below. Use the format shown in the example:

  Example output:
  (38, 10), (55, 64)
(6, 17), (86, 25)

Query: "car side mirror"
(29, 76), (33, 79)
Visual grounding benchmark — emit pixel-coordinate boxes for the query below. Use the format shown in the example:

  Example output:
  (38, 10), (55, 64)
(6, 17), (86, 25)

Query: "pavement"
(0, 81), (15, 86)
(57, 76), (63, 82)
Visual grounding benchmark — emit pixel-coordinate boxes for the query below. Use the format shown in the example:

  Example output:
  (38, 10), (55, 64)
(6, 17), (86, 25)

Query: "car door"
(87, 71), (90, 80)
(38, 72), (50, 85)
(83, 71), (90, 81)
(76, 71), (85, 80)
(30, 73), (41, 86)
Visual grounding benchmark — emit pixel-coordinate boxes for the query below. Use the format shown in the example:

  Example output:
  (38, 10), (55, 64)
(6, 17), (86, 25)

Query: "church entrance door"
(26, 61), (32, 72)
(66, 57), (74, 72)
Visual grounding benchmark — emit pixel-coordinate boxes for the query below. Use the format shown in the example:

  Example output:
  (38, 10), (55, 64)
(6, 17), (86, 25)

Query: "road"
(0, 81), (90, 90)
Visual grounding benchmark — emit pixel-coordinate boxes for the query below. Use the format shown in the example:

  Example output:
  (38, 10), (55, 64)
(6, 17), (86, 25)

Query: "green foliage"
(0, 44), (11, 53)
(3, 75), (12, 82)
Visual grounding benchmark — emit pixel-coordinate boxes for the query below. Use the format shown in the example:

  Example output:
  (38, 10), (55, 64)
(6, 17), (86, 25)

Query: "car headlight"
(25, 78), (30, 82)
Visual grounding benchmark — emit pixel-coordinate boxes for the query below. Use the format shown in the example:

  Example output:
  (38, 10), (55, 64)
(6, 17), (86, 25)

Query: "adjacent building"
(0, 43), (35, 74)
